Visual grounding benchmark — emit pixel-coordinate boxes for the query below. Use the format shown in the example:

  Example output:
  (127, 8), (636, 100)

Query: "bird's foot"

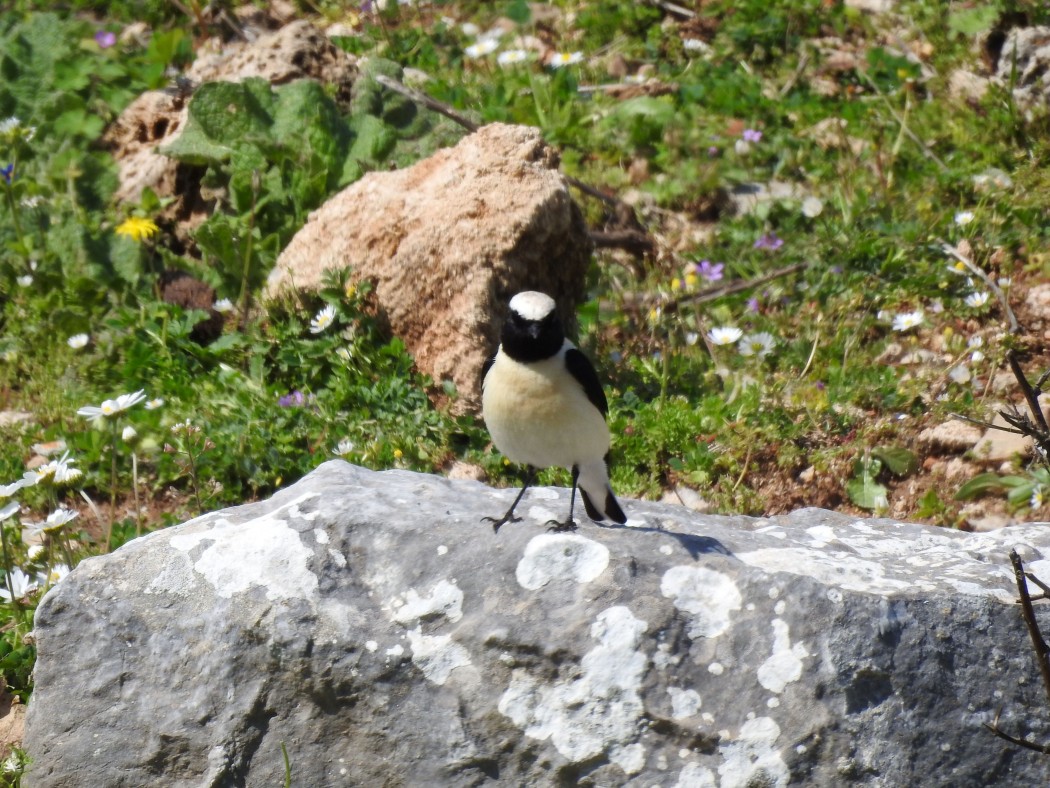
(545, 518), (578, 533)
(483, 513), (523, 534)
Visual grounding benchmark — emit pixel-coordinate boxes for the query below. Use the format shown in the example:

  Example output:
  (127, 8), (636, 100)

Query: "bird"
(481, 290), (627, 532)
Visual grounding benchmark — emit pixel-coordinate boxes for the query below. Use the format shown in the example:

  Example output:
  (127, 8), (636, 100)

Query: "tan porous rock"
(918, 420), (983, 453)
(101, 20), (357, 232)
(265, 123), (593, 411)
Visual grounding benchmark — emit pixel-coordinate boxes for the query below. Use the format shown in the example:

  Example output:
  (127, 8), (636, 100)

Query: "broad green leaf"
(948, 4), (1001, 36)
(847, 473), (888, 511)
(955, 473), (1009, 500)
(872, 447), (918, 477)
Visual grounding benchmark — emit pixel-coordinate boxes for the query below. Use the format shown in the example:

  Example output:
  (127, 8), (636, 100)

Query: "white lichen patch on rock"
(668, 687), (702, 719)
(516, 533), (610, 590)
(717, 716), (789, 788)
(405, 627), (473, 685)
(144, 550), (196, 596)
(757, 619), (808, 693)
(675, 762), (717, 787)
(498, 606), (649, 774)
(391, 579), (464, 624)
(660, 566), (742, 639)
(168, 494), (320, 602)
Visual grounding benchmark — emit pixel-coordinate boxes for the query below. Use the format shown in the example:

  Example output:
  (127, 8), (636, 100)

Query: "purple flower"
(742, 128), (762, 143)
(278, 390), (305, 408)
(707, 145), (720, 158)
(698, 260), (724, 282)
(753, 232), (783, 251)
(95, 30), (117, 49)
(0, 164), (12, 184)
(815, 381), (826, 391)
(746, 297), (760, 313)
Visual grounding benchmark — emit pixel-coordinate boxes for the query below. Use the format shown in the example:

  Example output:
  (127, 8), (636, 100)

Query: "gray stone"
(23, 461), (1050, 786)
(994, 27), (1050, 110)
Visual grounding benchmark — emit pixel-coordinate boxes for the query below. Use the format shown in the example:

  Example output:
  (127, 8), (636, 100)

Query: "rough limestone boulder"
(265, 123), (593, 410)
(24, 461), (1050, 786)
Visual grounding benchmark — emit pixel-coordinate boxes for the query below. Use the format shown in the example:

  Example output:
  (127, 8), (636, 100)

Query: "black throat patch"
(501, 309), (565, 363)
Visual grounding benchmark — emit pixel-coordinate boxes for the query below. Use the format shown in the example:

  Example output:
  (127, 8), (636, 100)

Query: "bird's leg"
(484, 466), (536, 533)
(546, 466), (580, 532)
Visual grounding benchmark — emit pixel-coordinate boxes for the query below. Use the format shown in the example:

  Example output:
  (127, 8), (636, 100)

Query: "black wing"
(565, 348), (608, 417)
(481, 353), (496, 387)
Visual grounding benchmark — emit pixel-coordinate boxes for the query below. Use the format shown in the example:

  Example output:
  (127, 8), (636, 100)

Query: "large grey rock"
(23, 461), (1050, 786)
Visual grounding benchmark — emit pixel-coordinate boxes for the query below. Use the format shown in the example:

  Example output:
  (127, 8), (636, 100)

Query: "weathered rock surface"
(102, 20), (357, 231)
(992, 26), (1050, 109)
(24, 461), (1050, 786)
(265, 123), (592, 410)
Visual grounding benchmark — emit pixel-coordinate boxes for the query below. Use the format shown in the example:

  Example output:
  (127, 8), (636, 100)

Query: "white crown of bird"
(509, 291), (556, 322)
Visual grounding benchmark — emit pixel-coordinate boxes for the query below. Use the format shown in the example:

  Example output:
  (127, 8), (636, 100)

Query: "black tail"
(579, 486), (627, 524)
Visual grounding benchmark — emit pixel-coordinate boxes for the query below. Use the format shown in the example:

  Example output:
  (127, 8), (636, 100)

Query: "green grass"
(0, 2), (1049, 763)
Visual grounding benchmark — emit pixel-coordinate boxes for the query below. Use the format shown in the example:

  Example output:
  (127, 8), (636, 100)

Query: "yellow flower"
(116, 216), (159, 242)
(393, 449), (403, 459)
(684, 272), (699, 289)
(345, 283), (357, 300)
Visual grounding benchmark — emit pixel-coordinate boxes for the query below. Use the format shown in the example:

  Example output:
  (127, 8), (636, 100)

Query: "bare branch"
(1011, 549), (1050, 705)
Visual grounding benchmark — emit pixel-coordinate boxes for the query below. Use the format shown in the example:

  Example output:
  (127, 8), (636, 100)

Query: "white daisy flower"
(16, 275), (32, 287)
(892, 311), (924, 332)
(333, 438), (355, 457)
(41, 563), (70, 586)
(213, 298), (234, 313)
(801, 196), (824, 218)
(43, 507), (79, 533)
(67, 333), (89, 349)
(964, 292), (989, 308)
(549, 51), (584, 68)
(77, 389), (147, 420)
(948, 365), (971, 384)
(0, 480), (25, 499)
(145, 398), (164, 410)
(497, 49), (529, 66)
(738, 331), (777, 358)
(465, 38), (499, 58)
(954, 210), (975, 226)
(707, 326), (743, 346)
(0, 501), (20, 522)
(122, 426), (137, 442)
(26, 451), (82, 486)
(0, 117), (20, 135)
(309, 305), (337, 334)
(683, 38), (711, 53)
(0, 567), (36, 602)
(460, 22), (480, 37)
(1032, 485), (1044, 510)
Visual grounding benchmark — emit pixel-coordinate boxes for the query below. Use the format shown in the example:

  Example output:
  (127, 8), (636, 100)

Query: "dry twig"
(985, 550), (1050, 754)
(374, 74), (655, 257)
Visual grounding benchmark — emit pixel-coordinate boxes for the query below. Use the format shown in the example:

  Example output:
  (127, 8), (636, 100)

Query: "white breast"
(482, 343), (610, 470)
